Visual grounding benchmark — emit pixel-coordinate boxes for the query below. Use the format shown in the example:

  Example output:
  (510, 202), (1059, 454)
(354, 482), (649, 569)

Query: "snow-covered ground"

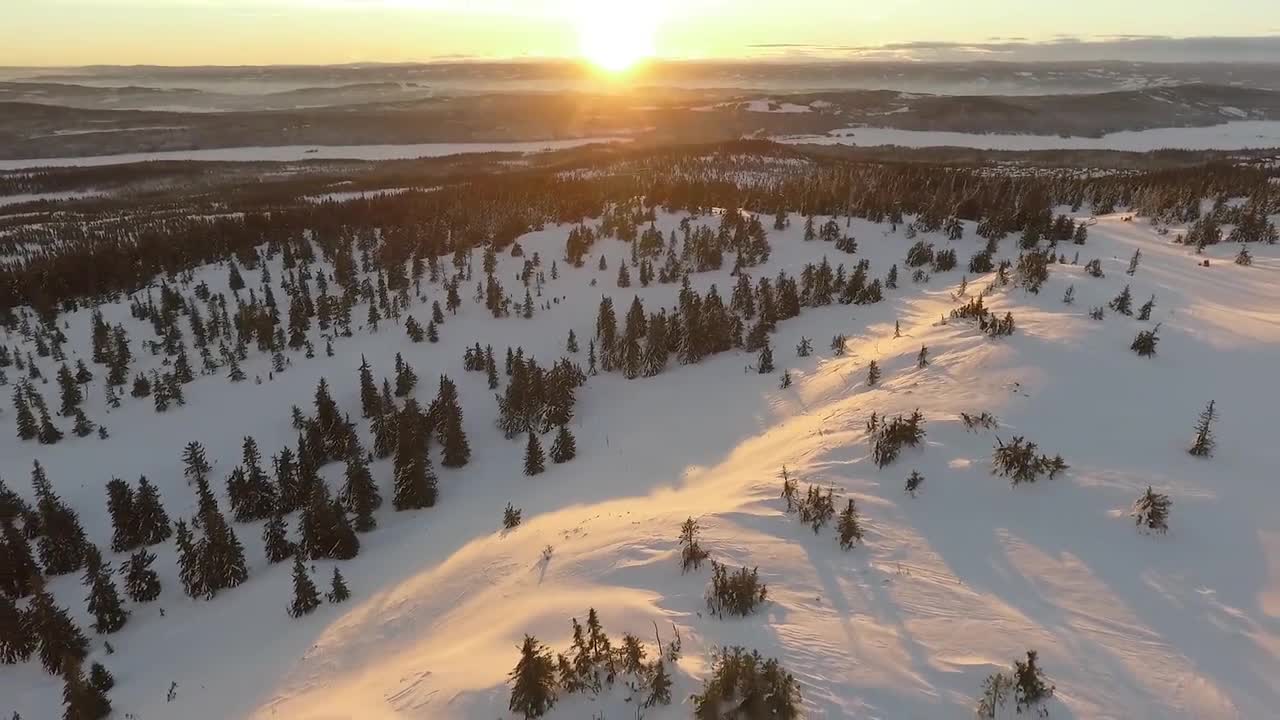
(779, 120), (1280, 151)
(0, 137), (633, 170)
(3, 209), (1279, 719)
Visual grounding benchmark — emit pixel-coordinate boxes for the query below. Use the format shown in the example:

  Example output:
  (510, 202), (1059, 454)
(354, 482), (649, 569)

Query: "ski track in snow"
(2, 211), (1279, 719)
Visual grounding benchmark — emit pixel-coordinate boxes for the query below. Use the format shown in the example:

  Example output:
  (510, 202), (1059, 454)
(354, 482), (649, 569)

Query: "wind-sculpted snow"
(2, 209), (1278, 719)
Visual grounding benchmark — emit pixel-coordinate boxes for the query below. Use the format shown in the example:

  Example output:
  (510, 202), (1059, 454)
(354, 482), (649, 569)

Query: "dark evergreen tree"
(28, 584), (89, 674)
(1131, 323), (1161, 357)
(60, 656), (112, 720)
(182, 441), (211, 484)
(431, 375), (470, 468)
(56, 364), (83, 417)
(37, 403), (63, 445)
(905, 470), (924, 497)
(549, 425), (577, 464)
(32, 461), (88, 575)
(1132, 486), (1171, 534)
(1109, 284), (1133, 316)
(14, 385), (37, 441)
(917, 346), (929, 368)
(174, 519), (207, 599)
(358, 355), (379, 418)
(867, 360), (881, 386)
(82, 547), (129, 634)
(393, 353), (418, 397)
(503, 503), (523, 529)
(392, 404), (437, 510)
(837, 499), (864, 550)
(524, 432), (546, 476)
(508, 635), (557, 719)
(88, 662), (114, 695)
(1013, 650), (1054, 714)
(1125, 248), (1141, 276)
(287, 555), (321, 618)
(105, 478), (137, 553)
(1189, 400), (1217, 457)
(1137, 294), (1156, 321)
(132, 476), (172, 546)
(341, 450), (380, 532)
(121, 549), (161, 602)
(0, 593), (35, 663)
(202, 506), (249, 596)
(1, 520), (40, 599)
(263, 513), (294, 564)
(327, 568), (350, 604)
(757, 343), (774, 374)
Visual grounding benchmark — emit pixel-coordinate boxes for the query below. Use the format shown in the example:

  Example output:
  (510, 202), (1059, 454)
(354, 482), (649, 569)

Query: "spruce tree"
(28, 584), (89, 674)
(1189, 400), (1217, 457)
(32, 461), (88, 575)
(1013, 650), (1054, 714)
(503, 503), (523, 529)
(263, 513), (294, 564)
(174, 519), (207, 599)
(202, 508), (249, 595)
(1125, 248), (1141, 276)
(917, 345), (929, 368)
(358, 355), (380, 418)
(867, 360), (881, 386)
(121, 549), (161, 602)
(0, 593), (35, 664)
(182, 441), (211, 484)
(341, 451), (380, 532)
(37, 403), (63, 445)
(56, 363), (82, 416)
(905, 470), (924, 497)
(1109, 284), (1133, 315)
(88, 662), (114, 695)
(105, 478), (138, 553)
(82, 547), (129, 634)
(14, 386), (37, 441)
(238, 436), (278, 521)
(392, 405), (437, 510)
(132, 476), (172, 546)
(524, 432), (546, 476)
(71, 408), (95, 437)
(1131, 324), (1161, 357)
(61, 656), (112, 720)
(837, 499), (864, 550)
(432, 375), (470, 468)
(1, 520), (41, 598)
(1131, 486), (1171, 534)
(508, 634), (557, 719)
(549, 425), (577, 464)
(757, 343), (774, 374)
(327, 568), (350, 604)
(1137, 294), (1156, 321)
(287, 555), (321, 618)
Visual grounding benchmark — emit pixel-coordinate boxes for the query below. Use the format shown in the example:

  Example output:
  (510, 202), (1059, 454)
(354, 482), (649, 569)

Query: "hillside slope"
(2, 210), (1278, 719)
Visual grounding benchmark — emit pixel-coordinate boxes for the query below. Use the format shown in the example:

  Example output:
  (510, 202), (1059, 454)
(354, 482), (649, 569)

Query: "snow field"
(2, 209), (1278, 719)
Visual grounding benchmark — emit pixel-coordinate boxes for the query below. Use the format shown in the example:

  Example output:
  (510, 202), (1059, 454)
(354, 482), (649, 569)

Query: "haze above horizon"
(4, 0), (1280, 68)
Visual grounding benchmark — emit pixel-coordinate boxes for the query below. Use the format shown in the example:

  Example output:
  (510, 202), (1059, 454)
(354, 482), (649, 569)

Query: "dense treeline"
(2, 146), (1275, 315)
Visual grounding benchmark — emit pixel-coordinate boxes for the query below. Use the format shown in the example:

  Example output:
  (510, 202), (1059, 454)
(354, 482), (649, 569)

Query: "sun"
(575, 1), (660, 73)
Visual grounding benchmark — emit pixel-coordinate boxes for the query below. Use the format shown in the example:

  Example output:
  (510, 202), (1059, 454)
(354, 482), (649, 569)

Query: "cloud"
(746, 35), (1280, 63)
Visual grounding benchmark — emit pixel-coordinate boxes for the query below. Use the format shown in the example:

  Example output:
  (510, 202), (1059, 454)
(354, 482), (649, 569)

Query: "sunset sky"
(3, 0), (1279, 67)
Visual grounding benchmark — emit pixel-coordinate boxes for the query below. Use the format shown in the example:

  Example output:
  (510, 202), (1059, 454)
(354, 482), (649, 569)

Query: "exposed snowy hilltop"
(2, 193), (1279, 719)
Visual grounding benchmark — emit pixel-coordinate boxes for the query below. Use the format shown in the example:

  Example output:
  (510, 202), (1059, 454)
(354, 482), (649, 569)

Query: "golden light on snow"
(574, 0), (661, 73)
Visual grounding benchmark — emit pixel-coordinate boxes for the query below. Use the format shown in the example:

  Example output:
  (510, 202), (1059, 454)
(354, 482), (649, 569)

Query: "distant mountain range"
(2, 62), (1280, 160)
